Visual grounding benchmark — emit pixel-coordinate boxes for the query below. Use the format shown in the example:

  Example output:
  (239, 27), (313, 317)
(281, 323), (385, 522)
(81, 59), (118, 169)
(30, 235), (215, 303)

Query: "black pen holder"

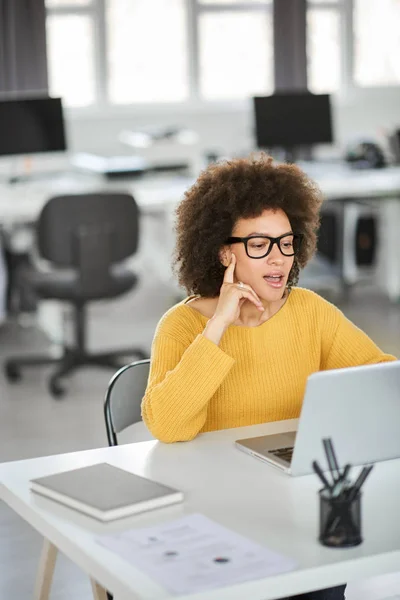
(319, 490), (362, 548)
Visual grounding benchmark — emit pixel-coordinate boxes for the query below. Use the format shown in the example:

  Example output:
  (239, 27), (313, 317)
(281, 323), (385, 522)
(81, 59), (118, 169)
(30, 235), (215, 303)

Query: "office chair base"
(4, 347), (147, 399)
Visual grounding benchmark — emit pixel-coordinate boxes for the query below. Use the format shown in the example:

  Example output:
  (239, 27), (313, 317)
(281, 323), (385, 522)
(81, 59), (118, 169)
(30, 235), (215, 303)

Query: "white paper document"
(97, 513), (297, 595)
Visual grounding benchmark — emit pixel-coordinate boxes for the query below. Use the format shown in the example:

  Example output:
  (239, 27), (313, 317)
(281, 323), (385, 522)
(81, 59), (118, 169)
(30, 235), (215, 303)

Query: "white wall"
(0, 89), (398, 177)
(65, 89), (400, 164)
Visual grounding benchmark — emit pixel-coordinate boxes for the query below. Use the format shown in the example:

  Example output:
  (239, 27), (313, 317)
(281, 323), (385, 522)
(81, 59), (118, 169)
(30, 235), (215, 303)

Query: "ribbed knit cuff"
(181, 334), (235, 382)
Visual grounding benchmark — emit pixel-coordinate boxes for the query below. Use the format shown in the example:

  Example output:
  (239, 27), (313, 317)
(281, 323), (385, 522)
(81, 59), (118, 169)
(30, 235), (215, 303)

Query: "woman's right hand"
(213, 254), (264, 327)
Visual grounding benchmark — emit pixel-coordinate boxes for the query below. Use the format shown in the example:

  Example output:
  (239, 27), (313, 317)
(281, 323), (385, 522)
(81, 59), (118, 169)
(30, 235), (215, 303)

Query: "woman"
(141, 155), (396, 600)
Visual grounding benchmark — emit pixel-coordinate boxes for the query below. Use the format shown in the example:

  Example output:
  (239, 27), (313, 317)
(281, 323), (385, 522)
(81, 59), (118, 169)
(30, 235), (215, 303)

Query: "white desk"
(1, 420), (399, 600)
(1, 164), (400, 300)
(0, 172), (194, 225)
(299, 162), (400, 201)
(0, 173), (194, 311)
(1, 164), (400, 222)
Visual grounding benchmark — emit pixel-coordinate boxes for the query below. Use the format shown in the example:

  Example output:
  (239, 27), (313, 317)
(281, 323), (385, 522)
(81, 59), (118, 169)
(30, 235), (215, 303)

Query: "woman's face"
(225, 208), (295, 302)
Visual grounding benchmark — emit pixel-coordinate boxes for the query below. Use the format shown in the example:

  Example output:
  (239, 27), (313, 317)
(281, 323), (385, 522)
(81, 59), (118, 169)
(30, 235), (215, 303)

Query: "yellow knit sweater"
(141, 288), (396, 443)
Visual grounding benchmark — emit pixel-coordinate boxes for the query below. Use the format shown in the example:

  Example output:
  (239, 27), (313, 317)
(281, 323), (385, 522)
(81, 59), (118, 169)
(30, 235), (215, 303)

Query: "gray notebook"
(30, 463), (183, 521)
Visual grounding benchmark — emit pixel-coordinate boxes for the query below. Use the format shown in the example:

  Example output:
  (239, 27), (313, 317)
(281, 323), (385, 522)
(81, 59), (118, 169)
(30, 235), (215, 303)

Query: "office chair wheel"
(49, 378), (66, 399)
(4, 361), (22, 382)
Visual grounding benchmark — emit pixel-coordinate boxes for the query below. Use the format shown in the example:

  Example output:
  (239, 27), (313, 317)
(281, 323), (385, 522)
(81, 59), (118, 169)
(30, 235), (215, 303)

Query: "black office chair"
(104, 358), (151, 600)
(4, 192), (147, 398)
(104, 358), (151, 446)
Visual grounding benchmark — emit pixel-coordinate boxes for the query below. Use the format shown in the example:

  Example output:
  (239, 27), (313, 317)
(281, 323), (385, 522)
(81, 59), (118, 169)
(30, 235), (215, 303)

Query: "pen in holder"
(313, 438), (374, 549)
(319, 489), (362, 548)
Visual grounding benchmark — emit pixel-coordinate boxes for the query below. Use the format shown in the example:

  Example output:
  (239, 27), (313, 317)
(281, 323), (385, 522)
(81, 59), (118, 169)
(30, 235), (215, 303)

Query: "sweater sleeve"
(321, 308), (397, 371)
(141, 331), (235, 443)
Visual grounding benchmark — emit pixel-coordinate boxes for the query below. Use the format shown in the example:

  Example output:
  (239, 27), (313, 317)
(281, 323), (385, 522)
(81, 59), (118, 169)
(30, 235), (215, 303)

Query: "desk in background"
(0, 420), (399, 599)
(0, 173), (194, 316)
(1, 164), (400, 301)
(1, 162), (400, 219)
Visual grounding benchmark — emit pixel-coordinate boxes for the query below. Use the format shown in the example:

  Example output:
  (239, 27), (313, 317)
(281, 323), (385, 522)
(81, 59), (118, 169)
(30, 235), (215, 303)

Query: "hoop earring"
(287, 258), (300, 291)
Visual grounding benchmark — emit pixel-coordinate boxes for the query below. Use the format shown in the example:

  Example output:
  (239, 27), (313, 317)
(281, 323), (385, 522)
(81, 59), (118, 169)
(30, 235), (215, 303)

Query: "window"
(45, 0), (398, 109)
(307, 6), (340, 93)
(46, 0), (91, 5)
(199, 0), (270, 4)
(197, 0), (273, 100)
(46, 14), (95, 106)
(107, 0), (188, 104)
(354, 0), (400, 87)
(46, 0), (273, 107)
(199, 11), (273, 100)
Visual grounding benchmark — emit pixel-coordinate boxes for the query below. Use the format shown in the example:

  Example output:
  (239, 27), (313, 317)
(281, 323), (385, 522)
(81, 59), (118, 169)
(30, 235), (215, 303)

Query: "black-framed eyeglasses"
(225, 233), (303, 259)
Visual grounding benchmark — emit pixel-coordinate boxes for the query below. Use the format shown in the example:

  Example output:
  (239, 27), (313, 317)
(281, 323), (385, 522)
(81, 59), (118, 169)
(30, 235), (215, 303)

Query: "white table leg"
(34, 538), (58, 600)
(90, 578), (108, 600)
(341, 202), (362, 286)
(380, 198), (400, 302)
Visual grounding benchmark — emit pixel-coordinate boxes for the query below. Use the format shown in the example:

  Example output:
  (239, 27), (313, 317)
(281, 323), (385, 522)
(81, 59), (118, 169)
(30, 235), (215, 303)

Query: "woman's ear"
(219, 246), (231, 267)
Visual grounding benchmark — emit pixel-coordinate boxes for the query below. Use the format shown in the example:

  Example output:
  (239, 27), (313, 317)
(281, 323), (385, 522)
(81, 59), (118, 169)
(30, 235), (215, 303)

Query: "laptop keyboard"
(269, 446), (294, 464)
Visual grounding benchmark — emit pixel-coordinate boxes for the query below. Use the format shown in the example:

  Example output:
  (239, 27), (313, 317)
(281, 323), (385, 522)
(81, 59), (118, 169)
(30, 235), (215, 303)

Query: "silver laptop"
(235, 360), (400, 476)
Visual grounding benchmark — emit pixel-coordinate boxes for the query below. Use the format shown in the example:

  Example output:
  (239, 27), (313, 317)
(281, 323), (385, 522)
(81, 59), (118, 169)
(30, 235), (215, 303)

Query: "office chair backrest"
(37, 193), (139, 267)
(104, 359), (150, 446)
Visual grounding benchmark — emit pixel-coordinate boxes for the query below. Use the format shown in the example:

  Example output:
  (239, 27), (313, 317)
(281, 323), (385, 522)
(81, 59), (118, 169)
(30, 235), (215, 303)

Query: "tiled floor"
(0, 252), (399, 598)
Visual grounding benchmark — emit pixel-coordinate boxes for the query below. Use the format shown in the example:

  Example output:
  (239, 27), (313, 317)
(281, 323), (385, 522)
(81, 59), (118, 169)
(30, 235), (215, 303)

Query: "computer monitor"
(253, 93), (333, 160)
(0, 96), (66, 157)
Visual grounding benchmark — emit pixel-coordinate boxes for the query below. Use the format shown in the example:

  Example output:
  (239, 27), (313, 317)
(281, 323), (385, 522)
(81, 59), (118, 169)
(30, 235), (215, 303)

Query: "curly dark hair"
(174, 154), (323, 297)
